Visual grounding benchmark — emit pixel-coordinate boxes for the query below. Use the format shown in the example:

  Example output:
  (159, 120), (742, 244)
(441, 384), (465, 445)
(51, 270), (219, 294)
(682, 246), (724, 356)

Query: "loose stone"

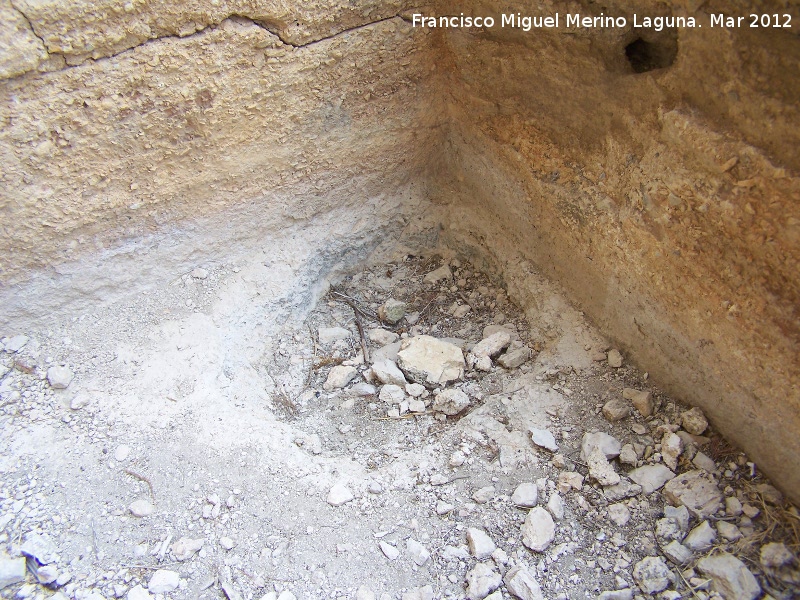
(632, 556), (671, 594)
(171, 537), (204, 561)
(423, 264), (452, 285)
(683, 520), (717, 551)
(692, 451), (717, 472)
(378, 299), (406, 324)
(546, 493), (565, 520)
(397, 336), (465, 387)
(511, 482), (538, 507)
(406, 538), (430, 566)
(369, 328), (399, 346)
(379, 384), (405, 404)
(521, 507), (555, 552)
(20, 532), (57, 564)
(323, 365), (358, 390)
(114, 445), (131, 462)
(127, 586), (153, 600)
(717, 521), (743, 542)
(371, 359), (407, 386)
(663, 470), (723, 518)
(466, 528), (496, 560)
(0, 557), (26, 589)
(602, 398), (630, 422)
(529, 427), (559, 452)
(662, 540), (693, 565)
(681, 407), (709, 435)
(327, 483), (354, 506)
(586, 446), (620, 486)
(760, 542), (795, 568)
(503, 565), (544, 600)
(661, 432), (683, 471)
(497, 346), (531, 369)
(628, 465), (675, 495)
(465, 563), (502, 600)
(557, 471), (583, 493)
(379, 541), (400, 560)
(597, 591), (633, 600)
(607, 503), (631, 526)
(471, 332), (511, 360)
(623, 388), (653, 417)
(148, 570), (181, 594)
(432, 388), (470, 415)
(696, 552), (761, 600)
(604, 479), (643, 502)
(607, 349), (623, 368)
(581, 432), (621, 461)
(4, 335), (29, 353)
(725, 496), (743, 516)
(46, 365), (74, 389)
(472, 486), (495, 504)
(619, 444), (638, 466)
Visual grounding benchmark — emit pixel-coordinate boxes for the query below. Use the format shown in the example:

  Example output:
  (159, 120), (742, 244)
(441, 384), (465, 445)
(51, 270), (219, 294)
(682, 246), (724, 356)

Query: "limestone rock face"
(435, 0), (800, 505)
(0, 0), (48, 79)
(10, 0), (419, 66)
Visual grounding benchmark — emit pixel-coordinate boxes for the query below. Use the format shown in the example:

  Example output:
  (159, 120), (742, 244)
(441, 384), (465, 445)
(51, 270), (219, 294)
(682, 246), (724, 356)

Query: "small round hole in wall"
(625, 32), (678, 73)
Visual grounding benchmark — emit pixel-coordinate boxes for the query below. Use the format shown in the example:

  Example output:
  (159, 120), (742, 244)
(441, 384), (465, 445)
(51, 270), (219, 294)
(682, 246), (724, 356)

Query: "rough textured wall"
(3, 0), (424, 71)
(2, 0), (800, 504)
(434, 0), (800, 501)
(0, 3), (440, 294)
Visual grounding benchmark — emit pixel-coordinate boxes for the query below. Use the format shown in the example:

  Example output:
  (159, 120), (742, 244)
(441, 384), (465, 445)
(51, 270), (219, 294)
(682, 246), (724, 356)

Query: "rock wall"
(2, 0), (799, 502)
(432, 0), (800, 501)
(0, 1), (440, 319)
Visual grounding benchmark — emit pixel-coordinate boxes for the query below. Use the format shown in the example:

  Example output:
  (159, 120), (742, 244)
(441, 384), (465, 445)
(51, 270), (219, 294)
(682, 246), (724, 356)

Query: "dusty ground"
(0, 250), (798, 600)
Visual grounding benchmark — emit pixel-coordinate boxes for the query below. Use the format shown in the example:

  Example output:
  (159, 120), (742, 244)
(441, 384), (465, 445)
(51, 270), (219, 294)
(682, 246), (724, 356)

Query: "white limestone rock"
(503, 565), (544, 600)
(423, 264), (452, 285)
(397, 336), (465, 387)
(371, 359), (406, 386)
(529, 428), (558, 452)
(607, 503), (631, 527)
(661, 432), (683, 471)
(521, 507), (555, 552)
(466, 528), (496, 560)
(171, 537), (204, 561)
(432, 388), (470, 415)
(323, 365), (358, 390)
(581, 432), (621, 461)
(327, 484), (354, 506)
(633, 556), (671, 594)
(129, 499), (154, 517)
(46, 365), (74, 389)
(628, 464), (675, 495)
(148, 570), (180, 594)
(465, 563), (502, 600)
(511, 482), (539, 508)
(696, 552), (760, 600)
(684, 520), (717, 552)
(586, 446), (620, 486)
(663, 469), (723, 518)
(368, 328), (399, 346)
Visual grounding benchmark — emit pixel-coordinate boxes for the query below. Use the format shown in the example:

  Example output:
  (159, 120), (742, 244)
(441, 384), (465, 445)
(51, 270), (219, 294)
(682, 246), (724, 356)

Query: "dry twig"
(124, 468), (156, 502)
